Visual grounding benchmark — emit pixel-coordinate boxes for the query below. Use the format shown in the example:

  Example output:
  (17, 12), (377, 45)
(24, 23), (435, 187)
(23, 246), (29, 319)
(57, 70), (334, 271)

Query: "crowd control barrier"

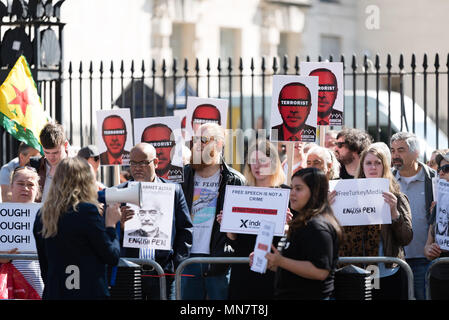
(425, 257), (449, 300)
(174, 256), (416, 300)
(0, 254), (166, 300)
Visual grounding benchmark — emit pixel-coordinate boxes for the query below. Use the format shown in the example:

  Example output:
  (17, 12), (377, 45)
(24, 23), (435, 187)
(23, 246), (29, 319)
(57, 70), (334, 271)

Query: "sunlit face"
(334, 136), (354, 165)
(249, 150), (273, 180)
(11, 170), (38, 203)
(129, 148), (158, 182)
(102, 116), (127, 157)
(278, 83), (311, 132)
(289, 176), (311, 212)
(390, 140), (418, 171)
(43, 144), (67, 168)
(363, 152), (384, 178)
(438, 159), (449, 182)
(307, 153), (326, 173)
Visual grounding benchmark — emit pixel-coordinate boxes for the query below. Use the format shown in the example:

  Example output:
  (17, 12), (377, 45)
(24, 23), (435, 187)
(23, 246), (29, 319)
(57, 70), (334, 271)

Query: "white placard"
(123, 182), (175, 250)
(96, 108), (133, 166)
(133, 116), (184, 182)
(435, 179), (449, 250)
(432, 177), (439, 202)
(270, 75), (318, 142)
(299, 62), (344, 126)
(329, 178), (391, 226)
(251, 220), (275, 274)
(185, 97), (228, 140)
(0, 203), (42, 252)
(220, 186), (290, 236)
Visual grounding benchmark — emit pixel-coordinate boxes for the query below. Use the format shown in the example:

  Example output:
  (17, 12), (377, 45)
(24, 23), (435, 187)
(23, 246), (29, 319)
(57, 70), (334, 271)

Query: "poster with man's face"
(300, 62), (344, 126)
(270, 75), (318, 142)
(123, 182), (175, 250)
(185, 97), (228, 140)
(96, 108), (133, 166)
(134, 116), (184, 182)
(436, 179), (449, 250)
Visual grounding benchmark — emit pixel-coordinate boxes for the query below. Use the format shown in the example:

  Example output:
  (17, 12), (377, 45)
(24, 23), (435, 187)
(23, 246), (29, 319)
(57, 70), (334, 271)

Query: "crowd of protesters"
(1, 121), (449, 300)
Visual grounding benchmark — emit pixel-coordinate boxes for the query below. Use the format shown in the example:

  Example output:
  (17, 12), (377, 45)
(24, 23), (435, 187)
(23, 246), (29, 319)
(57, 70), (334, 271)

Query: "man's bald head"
(129, 143), (159, 182)
(131, 143), (157, 159)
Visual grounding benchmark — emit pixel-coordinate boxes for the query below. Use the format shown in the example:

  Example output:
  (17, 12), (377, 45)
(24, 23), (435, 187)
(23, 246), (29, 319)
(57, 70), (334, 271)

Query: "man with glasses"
(334, 128), (372, 179)
(108, 142), (192, 300)
(28, 122), (69, 202)
(180, 122), (246, 300)
(390, 131), (436, 300)
(77, 145), (105, 190)
(100, 115), (130, 165)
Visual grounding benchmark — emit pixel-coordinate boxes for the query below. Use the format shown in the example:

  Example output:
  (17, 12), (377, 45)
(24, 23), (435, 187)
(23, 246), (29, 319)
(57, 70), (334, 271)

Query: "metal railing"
(0, 254), (166, 300)
(425, 257), (449, 300)
(174, 256), (416, 300)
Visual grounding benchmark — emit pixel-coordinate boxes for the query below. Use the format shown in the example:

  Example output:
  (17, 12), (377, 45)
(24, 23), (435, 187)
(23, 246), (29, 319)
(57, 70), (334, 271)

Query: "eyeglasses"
(193, 136), (214, 144)
(335, 141), (347, 148)
(438, 164), (449, 174)
(129, 159), (155, 167)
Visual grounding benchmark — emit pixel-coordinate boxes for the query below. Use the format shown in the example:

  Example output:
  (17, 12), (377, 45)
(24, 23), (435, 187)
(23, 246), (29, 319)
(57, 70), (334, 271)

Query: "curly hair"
(39, 157), (99, 238)
(337, 128), (373, 155)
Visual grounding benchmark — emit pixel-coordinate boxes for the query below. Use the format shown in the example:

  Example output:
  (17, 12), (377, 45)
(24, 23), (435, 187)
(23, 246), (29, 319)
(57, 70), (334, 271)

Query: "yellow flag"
(0, 55), (49, 154)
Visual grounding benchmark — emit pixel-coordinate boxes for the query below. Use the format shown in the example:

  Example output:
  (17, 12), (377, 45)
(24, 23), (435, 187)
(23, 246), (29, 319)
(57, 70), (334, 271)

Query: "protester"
(0, 166), (43, 299)
(217, 140), (290, 300)
(325, 130), (338, 151)
(390, 131), (436, 300)
(334, 128), (372, 179)
(77, 145), (105, 190)
(0, 142), (39, 201)
(281, 142), (306, 183)
(305, 145), (340, 180)
(33, 157), (121, 299)
(251, 167), (341, 300)
(28, 122), (69, 202)
(116, 142), (192, 300)
(427, 148), (449, 171)
(338, 144), (413, 299)
(424, 150), (449, 299)
(180, 122), (246, 300)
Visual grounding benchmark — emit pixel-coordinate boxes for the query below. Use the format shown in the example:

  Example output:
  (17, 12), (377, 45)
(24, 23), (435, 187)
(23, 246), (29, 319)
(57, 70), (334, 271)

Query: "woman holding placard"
(33, 157), (121, 299)
(258, 167), (341, 299)
(424, 151), (449, 299)
(217, 140), (289, 300)
(340, 144), (413, 300)
(0, 166), (43, 299)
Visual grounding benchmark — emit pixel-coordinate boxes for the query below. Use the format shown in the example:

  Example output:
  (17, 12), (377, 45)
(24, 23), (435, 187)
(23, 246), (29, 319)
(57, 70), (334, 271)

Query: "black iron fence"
(1, 53), (449, 168)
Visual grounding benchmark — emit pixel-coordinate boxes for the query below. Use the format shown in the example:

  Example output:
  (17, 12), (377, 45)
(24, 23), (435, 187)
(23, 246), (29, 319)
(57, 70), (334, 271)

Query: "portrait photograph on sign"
(220, 185), (290, 236)
(0, 203), (42, 252)
(300, 62), (344, 126)
(329, 178), (391, 226)
(96, 108), (133, 166)
(270, 75), (318, 142)
(123, 182), (175, 251)
(436, 179), (449, 250)
(185, 96), (228, 140)
(134, 116), (184, 182)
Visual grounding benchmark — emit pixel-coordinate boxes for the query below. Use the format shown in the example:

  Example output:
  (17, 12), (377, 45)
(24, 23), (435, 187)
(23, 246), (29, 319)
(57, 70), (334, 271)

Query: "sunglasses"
(438, 164), (449, 174)
(92, 156), (100, 162)
(335, 141), (347, 148)
(129, 159), (155, 167)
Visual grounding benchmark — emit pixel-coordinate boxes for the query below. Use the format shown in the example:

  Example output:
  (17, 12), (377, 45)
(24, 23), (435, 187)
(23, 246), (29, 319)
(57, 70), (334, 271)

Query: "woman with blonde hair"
(339, 143), (413, 300)
(33, 157), (122, 300)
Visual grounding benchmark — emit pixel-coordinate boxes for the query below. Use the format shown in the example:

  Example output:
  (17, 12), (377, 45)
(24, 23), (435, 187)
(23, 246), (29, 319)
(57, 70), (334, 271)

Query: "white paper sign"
(435, 179), (449, 250)
(251, 220), (275, 274)
(329, 178), (391, 226)
(0, 203), (42, 252)
(220, 186), (290, 236)
(432, 177), (439, 202)
(123, 182), (175, 250)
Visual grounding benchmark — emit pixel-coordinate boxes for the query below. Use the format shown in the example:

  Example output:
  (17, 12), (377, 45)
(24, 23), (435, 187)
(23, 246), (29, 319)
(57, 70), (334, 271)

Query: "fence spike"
(294, 56), (299, 74)
(217, 57), (222, 72)
(89, 61), (93, 74)
(261, 56), (265, 72)
(184, 58), (188, 73)
(351, 54), (357, 71)
(79, 61), (83, 74)
(399, 54), (404, 70)
(110, 60), (114, 74)
(411, 53), (416, 70)
(434, 53), (440, 70)
(162, 59), (167, 73)
(239, 57), (243, 72)
(340, 54), (345, 70)
(195, 58), (200, 73)
(130, 60), (135, 74)
(306, 55), (310, 62)
(141, 59), (145, 74)
(272, 56), (278, 74)
(68, 61), (72, 74)
(375, 54), (380, 70)
(152, 59), (156, 73)
(99, 61), (104, 74)
(173, 58), (178, 74)
(206, 58), (210, 72)
(251, 57), (255, 71)
(228, 57), (233, 72)
(423, 53), (428, 70)
(120, 60), (124, 74)
(386, 54), (392, 70)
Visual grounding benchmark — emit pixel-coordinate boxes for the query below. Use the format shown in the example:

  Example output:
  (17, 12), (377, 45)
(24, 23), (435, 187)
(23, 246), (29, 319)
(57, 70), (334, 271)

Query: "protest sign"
(123, 182), (175, 250)
(329, 178), (391, 226)
(220, 185), (290, 236)
(435, 179), (449, 250)
(133, 116), (184, 182)
(251, 220), (275, 274)
(96, 108), (133, 166)
(0, 203), (42, 252)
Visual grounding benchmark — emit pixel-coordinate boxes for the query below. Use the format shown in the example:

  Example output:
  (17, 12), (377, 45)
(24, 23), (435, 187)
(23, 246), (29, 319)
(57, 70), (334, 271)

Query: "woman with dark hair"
(33, 157), (122, 300)
(252, 167), (341, 300)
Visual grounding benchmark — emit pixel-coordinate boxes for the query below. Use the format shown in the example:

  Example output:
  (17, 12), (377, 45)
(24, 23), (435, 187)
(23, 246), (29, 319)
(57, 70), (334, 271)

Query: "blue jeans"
(406, 257), (430, 300)
(181, 262), (229, 300)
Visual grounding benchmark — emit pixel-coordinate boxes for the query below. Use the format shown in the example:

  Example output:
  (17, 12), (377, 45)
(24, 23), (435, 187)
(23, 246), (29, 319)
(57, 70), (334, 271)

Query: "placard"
(0, 203), (42, 252)
(435, 179), (449, 250)
(329, 178), (391, 226)
(123, 182), (175, 250)
(220, 186), (290, 236)
(251, 220), (275, 274)
(185, 97), (228, 140)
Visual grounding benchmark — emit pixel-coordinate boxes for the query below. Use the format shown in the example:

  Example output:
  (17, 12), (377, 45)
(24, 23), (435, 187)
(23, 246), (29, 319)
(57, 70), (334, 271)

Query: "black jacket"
(181, 161), (246, 276)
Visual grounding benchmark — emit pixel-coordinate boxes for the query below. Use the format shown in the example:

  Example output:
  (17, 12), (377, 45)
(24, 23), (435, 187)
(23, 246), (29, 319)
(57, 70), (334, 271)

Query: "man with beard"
(100, 115), (130, 165)
(180, 122), (246, 300)
(309, 68), (342, 126)
(271, 82), (316, 142)
(128, 207), (169, 239)
(390, 131), (436, 300)
(141, 123), (183, 182)
(334, 128), (372, 179)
